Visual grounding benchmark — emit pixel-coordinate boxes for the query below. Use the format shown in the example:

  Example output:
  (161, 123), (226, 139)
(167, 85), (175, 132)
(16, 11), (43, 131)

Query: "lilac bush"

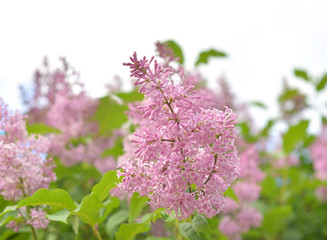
(1, 40), (327, 240)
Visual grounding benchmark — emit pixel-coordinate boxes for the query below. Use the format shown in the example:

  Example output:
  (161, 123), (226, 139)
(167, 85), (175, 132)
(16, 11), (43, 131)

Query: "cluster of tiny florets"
(0, 99), (56, 201)
(310, 126), (327, 201)
(118, 52), (240, 219)
(219, 144), (265, 239)
(21, 58), (118, 172)
(0, 98), (56, 231)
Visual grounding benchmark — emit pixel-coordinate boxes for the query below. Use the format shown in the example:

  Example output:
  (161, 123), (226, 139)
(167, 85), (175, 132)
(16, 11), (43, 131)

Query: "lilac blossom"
(219, 144), (264, 239)
(310, 125), (327, 201)
(21, 58), (118, 171)
(219, 216), (242, 240)
(118, 52), (240, 219)
(26, 208), (50, 230)
(0, 99), (55, 231)
(0, 99), (56, 201)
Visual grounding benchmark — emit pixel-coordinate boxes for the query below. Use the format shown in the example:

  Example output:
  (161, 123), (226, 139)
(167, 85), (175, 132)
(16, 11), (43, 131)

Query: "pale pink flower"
(310, 126), (327, 201)
(219, 143), (264, 238)
(0, 99), (55, 231)
(219, 216), (241, 240)
(119, 52), (240, 219)
(0, 99), (56, 202)
(21, 58), (118, 171)
(26, 208), (50, 230)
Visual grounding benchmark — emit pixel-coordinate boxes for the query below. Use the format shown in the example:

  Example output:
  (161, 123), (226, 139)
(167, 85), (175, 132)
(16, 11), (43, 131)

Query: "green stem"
(91, 224), (103, 240)
(30, 225), (38, 240)
(19, 178), (38, 240)
(17, 208), (38, 240)
(175, 218), (181, 240)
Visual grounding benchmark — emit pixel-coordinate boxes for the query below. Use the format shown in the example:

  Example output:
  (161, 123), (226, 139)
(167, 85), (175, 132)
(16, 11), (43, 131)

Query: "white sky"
(0, 0), (326, 129)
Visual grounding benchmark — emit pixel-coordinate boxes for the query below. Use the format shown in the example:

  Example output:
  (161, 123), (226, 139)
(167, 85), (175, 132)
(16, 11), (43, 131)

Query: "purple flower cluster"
(0, 99), (56, 231)
(0, 99), (56, 201)
(6, 207), (49, 232)
(310, 126), (327, 201)
(219, 144), (265, 239)
(22, 58), (118, 172)
(26, 208), (50, 230)
(118, 52), (239, 219)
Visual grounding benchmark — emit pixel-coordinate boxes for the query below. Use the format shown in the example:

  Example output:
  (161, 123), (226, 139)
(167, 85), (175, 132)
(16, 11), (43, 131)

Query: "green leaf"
(250, 101), (267, 109)
(0, 231), (30, 240)
(237, 122), (257, 143)
(0, 196), (12, 212)
(0, 214), (21, 227)
(0, 205), (17, 217)
(93, 96), (128, 135)
(115, 208), (163, 240)
(70, 193), (105, 225)
(260, 119), (276, 137)
(294, 69), (309, 82)
(70, 215), (79, 235)
(46, 209), (70, 223)
(322, 115), (327, 125)
(92, 170), (121, 202)
(278, 89), (300, 103)
(238, 122), (251, 137)
(206, 216), (220, 239)
(115, 222), (151, 240)
(195, 49), (227, 66)
(302, 134), (316, 148)
(98, 196), (120, 224)
(179, 214), (212, 240)
(224, 187), (238, 203)
(283, 120), (309, 153)
(129, 192), (149, 223)
(17, 189), (77, 211)
(105, 209), (129, 237)
(116, 90), (144, 103)
(163, 40), (184, 64)
(316, 74), (327, 91)
(26, 122), (60, 134)
(262, 205), (292, 236)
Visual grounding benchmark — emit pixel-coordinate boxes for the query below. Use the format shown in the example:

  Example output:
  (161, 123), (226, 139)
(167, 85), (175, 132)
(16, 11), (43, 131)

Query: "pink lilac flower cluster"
(309, 125), (327, 201)
(26, 208), (50, 230)
(118, 52), (240, 219)
(219, 144), (265, 240)
(6, 207), (49, 232)
(0, 99), (55, 230)
(21, 58), (118, 172)
(128, 42), (249, 127)
(182, 73), (224, 110)
(20, 57), (81, 123)
(0, 99), (56, 201)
